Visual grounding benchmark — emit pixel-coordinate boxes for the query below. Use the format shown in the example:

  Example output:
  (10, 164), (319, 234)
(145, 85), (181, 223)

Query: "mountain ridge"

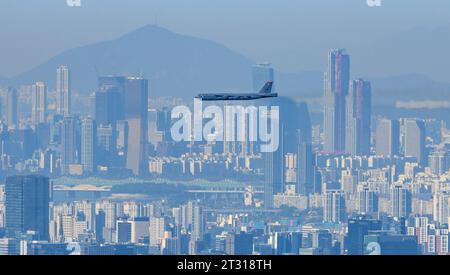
(1, 25), (450, 103)
(8, 25), (255, 97)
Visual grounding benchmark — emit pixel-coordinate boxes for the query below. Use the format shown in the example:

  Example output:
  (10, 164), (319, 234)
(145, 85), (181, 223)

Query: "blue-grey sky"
(1, 0), (450, 80)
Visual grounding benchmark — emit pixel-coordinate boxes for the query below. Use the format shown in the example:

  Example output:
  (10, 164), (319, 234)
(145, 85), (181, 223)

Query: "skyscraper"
(116, 218), (132, 244)
(375, 118), (400, 157)
(391, 184), (412, 219)
(60, 116), (79, 175)
(93, 85), (124, 127)
(180, 201), (204, 241)
(433, 191), (450, 226)
(81, 117), (97, 174)
(252, 62), (274, 91)
(296, 102), (314, 196)
(404, 119), (427, 166)
(123, 77), (149, 175)
(297, 140), (314, 196)
(263, 98), (285, 208)
(5, 175), (50, 241)
(97, 125), (114, 166)
(264, 98), (312, 206)
(94, 77), (127, 167)
(31, 82), (47, 126)
(264, 148), (283, 209)
(428, 151), (450, 175)
(56, 65), (71, 115)
(6, 87), (18, 128)
(346, 79), (371, 156)
(98, 76), (148, 175)
(96, 200), (117, 235)
(323, 49), (350, 153)
(323, 191), (346, 223)
(357, 186), (379, 216)
(149, 216), (167, 247)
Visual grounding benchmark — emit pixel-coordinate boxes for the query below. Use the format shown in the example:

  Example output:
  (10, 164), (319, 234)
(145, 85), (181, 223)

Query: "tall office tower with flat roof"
(5, 175), (50, 241)
(123, 76), (149, 176)
(375, 118), (400, 157)
(81, 117), (97, 174)
(6, 87), (18, 128)
(391, 184), (412, 219)
(31, 82), (47, 126)
(346, 79), (371, 156)
(404, 119), (427, 166)
(323, 190), (346, 223)
(60, 115), (79, 175)
(95, 76), (149, 175)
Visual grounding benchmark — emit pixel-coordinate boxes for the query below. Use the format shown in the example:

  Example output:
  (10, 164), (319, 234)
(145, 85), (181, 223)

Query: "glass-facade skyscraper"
(95, 76), (149, 175)
(60, 116), (79, 175)
(345, 79), (371, 156)
(31, 82), (47, 126)
(123, 77), (149, 176)
(56, 65), (71, 116)
(81, 117), (97, 174)
(5, 175), (51, 241)
(323, 49), (350, 154)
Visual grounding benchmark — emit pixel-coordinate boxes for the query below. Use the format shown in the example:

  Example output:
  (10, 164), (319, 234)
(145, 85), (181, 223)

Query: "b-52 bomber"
(195, 81), (277, 101)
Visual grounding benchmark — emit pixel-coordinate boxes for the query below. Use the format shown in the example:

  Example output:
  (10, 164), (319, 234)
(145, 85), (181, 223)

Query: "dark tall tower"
(263, 98), (314, 207)
(346, 79), (371, 156)
(324, 49), (350, 153)
(264, 147), (283, 209)
(96, 76), (149, 175)
(5, 175), (50, 240)
(124, 77), (149, 176)
(60, 116), (80, 175)
(93, 85), (124, 127)
(6, 87), (18, 128)
(81, 117), (97, 174)
(95, 76), (127, 166)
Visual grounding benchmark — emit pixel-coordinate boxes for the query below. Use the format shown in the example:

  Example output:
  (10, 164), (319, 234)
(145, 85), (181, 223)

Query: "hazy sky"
(1, 0), (450, 79)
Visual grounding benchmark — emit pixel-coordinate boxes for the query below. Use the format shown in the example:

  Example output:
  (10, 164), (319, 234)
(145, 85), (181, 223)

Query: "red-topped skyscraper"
(323, 49), (350, 154)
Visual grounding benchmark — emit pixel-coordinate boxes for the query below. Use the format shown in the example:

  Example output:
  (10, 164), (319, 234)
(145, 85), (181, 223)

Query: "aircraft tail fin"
(259, 81), (273, 94)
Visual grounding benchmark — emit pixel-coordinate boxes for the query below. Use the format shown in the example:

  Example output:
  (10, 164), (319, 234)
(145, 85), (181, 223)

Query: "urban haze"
(0, 1), (448, 256)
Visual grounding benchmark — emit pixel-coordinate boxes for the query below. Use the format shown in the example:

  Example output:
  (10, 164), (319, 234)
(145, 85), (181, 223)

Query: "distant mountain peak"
(120, 24), (175, 40)
(8, 24), (254, 97)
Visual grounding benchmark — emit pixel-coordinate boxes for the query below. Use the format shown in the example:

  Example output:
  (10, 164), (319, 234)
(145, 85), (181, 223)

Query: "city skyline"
(1, 1), (450, 82)
(1, 1), (450, 258)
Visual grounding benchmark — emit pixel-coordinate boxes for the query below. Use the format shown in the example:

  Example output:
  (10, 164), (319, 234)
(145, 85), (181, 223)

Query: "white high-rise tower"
(56, 65), (71, 115)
